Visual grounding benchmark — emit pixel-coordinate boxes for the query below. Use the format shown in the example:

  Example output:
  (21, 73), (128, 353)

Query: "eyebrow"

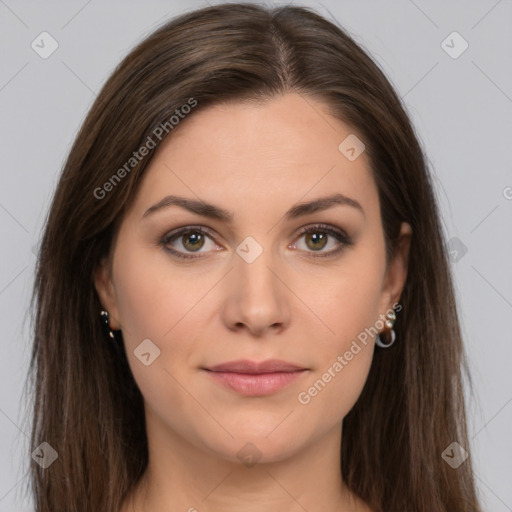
(142, 193), (365, 222)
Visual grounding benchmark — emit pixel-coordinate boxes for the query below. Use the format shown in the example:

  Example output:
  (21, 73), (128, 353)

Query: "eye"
(160, 223), (353, 260)
(160, 226), (221, 260)
(290, 223), (353, 258)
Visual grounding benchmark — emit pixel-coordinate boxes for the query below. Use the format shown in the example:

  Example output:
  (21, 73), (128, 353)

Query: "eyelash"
(160, 223), (353, 260)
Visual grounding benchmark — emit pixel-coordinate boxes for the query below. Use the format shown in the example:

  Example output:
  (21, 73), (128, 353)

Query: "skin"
(95, 92), (412, 512)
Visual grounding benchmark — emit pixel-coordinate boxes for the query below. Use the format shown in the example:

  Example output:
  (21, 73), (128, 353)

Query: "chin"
(198, 423), (310, 467)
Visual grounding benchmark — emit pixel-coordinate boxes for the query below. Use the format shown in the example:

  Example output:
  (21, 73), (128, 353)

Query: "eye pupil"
(305, 232), (327, 250)
(183, 231), (205, 251)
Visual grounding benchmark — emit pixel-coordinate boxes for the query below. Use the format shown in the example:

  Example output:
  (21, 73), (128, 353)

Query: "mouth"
(202, 359), (309, 396)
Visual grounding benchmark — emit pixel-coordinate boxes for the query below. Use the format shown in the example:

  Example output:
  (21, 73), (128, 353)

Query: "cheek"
(295, 253), (382, 415)
(111, 250), (198, 419)
(296, 333), (375, 425)
(113, 243), (203, 342)
(307, 258), (385, 352)
(112, 245), (213, 385)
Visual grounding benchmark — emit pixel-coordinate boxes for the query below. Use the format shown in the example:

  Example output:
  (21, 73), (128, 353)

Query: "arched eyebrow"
(141, 193), (365, 222)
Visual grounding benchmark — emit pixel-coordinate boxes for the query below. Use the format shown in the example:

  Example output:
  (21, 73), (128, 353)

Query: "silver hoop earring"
(100, 310), (115, 339)
(375, 308), (398, 348)
(375, 328), (396, 348)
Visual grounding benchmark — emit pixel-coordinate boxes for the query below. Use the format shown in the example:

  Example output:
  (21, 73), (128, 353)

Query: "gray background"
(1, 0), (511, 510)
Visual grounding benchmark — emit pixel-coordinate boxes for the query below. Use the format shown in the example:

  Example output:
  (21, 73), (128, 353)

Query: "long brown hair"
(25, 3), (482, 511)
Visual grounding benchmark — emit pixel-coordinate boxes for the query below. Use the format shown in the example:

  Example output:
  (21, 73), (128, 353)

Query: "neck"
(122, 411), (368, 512)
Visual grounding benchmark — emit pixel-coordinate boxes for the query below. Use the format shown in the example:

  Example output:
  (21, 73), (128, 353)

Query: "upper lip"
(204, 359), (307, 374)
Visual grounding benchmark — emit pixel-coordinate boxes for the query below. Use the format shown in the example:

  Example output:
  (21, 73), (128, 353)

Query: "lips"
(202, 359), (308, 396)
(205, 359), (306, 374)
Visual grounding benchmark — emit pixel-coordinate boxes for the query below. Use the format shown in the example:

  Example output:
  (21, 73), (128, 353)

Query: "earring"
(375, 308), (397, 348)
(100, 310), (115, 339)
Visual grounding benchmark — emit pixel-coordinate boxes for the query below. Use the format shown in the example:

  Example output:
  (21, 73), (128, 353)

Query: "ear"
(379, 221), (412, 311)
(93, 256), (120, 330)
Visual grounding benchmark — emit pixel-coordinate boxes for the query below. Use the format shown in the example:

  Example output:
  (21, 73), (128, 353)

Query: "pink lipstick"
(203, 359), (308, 396)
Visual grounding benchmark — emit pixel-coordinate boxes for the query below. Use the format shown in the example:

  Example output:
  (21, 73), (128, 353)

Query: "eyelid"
(161, 224), (216, 243)
(160, 225), (220, 260)
(290, 223), (352, 258)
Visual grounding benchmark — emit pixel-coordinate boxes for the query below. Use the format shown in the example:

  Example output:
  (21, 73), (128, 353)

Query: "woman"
(27, 3), (482, 511)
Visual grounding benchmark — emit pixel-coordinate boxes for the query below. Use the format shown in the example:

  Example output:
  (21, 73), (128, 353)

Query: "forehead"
(127, 93), (378, 223)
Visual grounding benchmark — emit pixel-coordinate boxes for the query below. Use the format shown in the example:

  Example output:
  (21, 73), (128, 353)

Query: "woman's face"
(95, 92), (411, 465)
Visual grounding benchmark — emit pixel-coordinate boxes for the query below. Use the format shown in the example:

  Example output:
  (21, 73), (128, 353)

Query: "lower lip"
(204, 370), (306, 396)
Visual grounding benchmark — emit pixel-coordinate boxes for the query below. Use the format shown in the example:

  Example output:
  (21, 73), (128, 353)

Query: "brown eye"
(304, 232), (328, 251)
(161, 226), (219, 260)
(292, 224), (353, 258)
(181, 231), (206, 252)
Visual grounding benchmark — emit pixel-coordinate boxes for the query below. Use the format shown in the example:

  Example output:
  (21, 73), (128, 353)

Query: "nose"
(220, 246), (291, 338)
